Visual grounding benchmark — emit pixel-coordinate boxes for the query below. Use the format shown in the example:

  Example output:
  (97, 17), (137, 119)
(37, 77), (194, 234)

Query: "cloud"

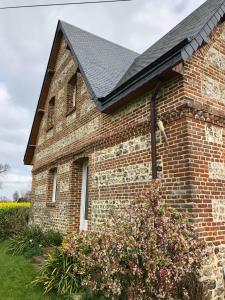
(0, 169), (31, 200)
(0, 0), (206, 198)
(0, 83), (31, 130)
(0, 83), (32, 198)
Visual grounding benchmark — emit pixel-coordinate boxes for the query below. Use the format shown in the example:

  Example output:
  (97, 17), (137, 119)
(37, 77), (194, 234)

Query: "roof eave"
(181, 2), (225, 60)
(98, 2), (225, 113)
(97, 40), (188, 113)
(24, 21), (63, 165)
(24, 1), (225, 165)
(24, 21), (100, 165)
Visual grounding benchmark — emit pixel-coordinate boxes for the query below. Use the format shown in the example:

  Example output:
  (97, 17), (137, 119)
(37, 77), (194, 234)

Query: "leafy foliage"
(44, 229), (63, 247)
(8, 225), (46, 258)
(0, 206), (29, 240)
(33, 247), (83, 296)
(8, 225), (63, 258)
(36, 181), (205, 299)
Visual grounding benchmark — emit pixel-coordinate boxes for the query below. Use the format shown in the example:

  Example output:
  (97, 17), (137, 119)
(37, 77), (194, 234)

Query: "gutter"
(97, 39), (189, 113)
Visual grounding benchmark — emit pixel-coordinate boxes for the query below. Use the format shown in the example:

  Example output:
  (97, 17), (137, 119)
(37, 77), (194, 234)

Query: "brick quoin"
(25, 11), (225, 300)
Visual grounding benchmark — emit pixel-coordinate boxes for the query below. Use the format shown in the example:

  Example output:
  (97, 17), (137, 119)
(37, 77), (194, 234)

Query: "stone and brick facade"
(25, 5), (225, 298)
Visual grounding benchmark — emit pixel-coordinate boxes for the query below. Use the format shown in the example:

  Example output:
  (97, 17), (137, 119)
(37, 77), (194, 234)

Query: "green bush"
(44, 229), (63, 247)
(8, 225), (63, 258)
(34, 246), (105, 299)
(8, 225), (45, 258)
(33, 247), (82, 296)
(0, 207), (29, 240)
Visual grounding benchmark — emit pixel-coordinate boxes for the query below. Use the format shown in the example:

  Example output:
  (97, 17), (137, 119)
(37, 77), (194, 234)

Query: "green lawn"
(0, 242), (63, 300)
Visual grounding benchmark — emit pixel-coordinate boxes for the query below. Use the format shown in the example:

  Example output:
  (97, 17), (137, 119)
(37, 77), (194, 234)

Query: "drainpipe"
(150, 79), (163, 179)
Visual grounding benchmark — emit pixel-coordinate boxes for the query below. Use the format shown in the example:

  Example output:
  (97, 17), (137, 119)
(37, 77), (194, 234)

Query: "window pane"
(72, 84), (77, 108)
(80, 161), (88, 230)
(52, 170), (57, 203)
(84, 166), (89, 220)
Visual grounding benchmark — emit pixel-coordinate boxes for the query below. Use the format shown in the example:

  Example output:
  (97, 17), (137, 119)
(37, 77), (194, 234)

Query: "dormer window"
(67, 74), (77, 113)
(47, 97), (55, 130)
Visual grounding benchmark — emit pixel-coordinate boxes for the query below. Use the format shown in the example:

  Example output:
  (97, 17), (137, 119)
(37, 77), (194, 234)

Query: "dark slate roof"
(24, 0), (225, 165)
(60, 21), (139, 98)
(118, 0), (225, 86)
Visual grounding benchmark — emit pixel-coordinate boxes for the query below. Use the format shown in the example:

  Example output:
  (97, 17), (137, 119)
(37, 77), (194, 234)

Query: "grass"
(0, 241), (63, 300)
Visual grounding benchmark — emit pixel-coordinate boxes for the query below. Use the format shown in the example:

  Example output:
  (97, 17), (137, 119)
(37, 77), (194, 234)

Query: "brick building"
(25, 0), (225, 298)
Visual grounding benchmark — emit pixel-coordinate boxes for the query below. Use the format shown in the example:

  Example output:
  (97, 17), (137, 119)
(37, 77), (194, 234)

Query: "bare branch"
(0, 164), (10, 174)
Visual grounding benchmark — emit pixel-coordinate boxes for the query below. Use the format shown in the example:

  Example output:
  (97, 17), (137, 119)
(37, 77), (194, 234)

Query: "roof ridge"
(192, 0), (225, 40)
(181, 0), (225, 60)
(59, 20), (139, 55)
(134, 0), (211, 59)
(59, 19), (138, 98)
(117, 0), (225, 87)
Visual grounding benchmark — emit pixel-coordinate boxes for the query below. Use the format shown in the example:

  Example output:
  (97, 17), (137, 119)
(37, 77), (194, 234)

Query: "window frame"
(66, 74), (77, 115)
(47, 96), (55, 131)
(49, 167), (58, 204)
(80, 160), (89, 230)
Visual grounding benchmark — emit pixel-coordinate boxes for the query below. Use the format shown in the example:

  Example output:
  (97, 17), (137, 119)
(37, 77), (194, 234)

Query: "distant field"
(0, 202), (31, 208)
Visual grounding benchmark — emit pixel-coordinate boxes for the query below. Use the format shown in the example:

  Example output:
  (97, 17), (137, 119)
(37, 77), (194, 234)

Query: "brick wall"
(31, 34), (192, 232)
(181, 21), (225, 299)
(31, 21), (225, 299)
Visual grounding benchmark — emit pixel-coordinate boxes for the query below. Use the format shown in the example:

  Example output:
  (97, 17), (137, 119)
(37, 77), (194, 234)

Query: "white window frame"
(80, 161), (88, 230)
(51, 169), (57, 203)
(72, 84), (77, 108)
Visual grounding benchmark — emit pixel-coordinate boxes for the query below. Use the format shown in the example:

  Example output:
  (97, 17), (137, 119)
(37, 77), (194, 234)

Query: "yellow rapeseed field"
(0, 202), (31, 209)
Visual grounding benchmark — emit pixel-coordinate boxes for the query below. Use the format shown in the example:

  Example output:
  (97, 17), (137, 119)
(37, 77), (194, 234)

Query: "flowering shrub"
(37, 181), (205, 299)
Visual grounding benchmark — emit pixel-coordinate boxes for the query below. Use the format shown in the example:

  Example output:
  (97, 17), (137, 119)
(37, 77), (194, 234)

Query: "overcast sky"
(0, 0), (205, 200)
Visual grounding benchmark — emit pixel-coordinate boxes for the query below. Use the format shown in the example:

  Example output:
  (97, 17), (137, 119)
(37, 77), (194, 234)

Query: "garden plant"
(0, 202), (30, 240)
(8, 225), (63, 258)
(35, 181), (205, 300)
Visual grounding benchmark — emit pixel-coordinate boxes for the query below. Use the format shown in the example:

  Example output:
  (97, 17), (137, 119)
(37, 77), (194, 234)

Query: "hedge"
(0, 204), (30, 240)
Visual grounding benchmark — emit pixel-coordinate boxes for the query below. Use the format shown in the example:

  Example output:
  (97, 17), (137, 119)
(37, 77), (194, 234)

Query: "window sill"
(46, 202), (56, 208)
(66, 107), (76, 117)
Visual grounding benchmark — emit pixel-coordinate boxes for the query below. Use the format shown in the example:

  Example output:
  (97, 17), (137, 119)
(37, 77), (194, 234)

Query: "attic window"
(47, 97), (55, 130)
(67, 74), (77, 114)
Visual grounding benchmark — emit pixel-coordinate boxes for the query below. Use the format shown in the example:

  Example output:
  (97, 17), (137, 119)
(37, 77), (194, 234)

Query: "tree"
(18, 190), (32, 202)
(13, 191), (20, 202)
(0, 164), (9, 174)
(0, 163), (10, 189)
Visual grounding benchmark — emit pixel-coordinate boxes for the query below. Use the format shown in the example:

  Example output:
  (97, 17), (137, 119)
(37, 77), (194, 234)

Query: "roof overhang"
(24, 2), (225, 165)
(97, 39), (188, 113)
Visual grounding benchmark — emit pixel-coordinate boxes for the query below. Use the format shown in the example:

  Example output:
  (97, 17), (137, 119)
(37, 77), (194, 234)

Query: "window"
(80, 161), (89, 230)
(50, 168), (57, 203)
(47, 97), (55, 130)
(67, 74), (77, 113)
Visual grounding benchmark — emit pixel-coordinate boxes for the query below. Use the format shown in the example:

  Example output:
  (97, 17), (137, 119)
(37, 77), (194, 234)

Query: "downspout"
(150, 79), (163, 179)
